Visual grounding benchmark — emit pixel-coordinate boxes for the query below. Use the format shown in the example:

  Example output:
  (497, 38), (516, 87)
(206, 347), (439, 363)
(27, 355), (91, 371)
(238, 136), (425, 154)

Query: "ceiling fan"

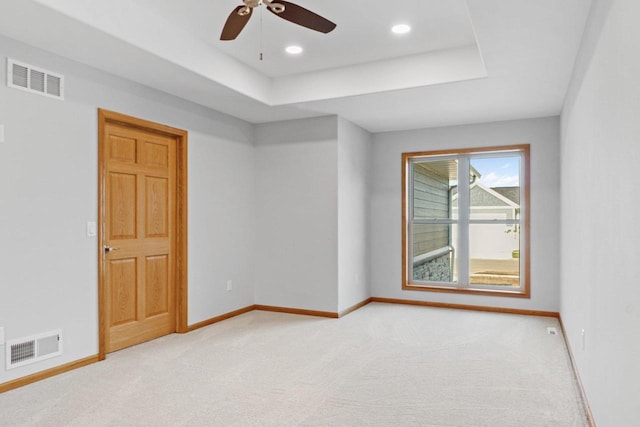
(220, 0), (337, 41)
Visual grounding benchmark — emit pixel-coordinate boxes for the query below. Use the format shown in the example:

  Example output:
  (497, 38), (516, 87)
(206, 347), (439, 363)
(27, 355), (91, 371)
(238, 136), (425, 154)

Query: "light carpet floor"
(0, 303), (588, 426)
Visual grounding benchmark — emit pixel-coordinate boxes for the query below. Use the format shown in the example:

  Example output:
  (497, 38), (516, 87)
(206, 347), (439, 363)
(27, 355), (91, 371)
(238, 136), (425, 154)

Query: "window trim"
(402, 144), (530, 298)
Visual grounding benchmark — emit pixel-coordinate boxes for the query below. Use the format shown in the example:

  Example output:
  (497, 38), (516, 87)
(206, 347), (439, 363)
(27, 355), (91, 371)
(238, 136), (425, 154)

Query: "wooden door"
(99, 111), (187, 355)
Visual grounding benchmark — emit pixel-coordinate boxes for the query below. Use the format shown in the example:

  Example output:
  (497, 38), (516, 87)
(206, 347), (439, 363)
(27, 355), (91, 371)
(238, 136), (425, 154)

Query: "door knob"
(104, 245), (119, 254)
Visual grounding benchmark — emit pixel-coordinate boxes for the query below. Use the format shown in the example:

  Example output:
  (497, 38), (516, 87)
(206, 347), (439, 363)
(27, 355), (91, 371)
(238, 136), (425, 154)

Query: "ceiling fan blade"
(268, 1), (336, 34)
(220, 6), (253, 40)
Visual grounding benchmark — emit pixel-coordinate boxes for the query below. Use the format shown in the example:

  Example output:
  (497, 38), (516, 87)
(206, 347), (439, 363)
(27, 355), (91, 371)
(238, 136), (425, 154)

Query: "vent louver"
(11, 63), (28, 88)
(47, 74), (62, 97)
(7, 58), (64, 100)
(11, 341), (35, 365)
(6, 330), (63, 370)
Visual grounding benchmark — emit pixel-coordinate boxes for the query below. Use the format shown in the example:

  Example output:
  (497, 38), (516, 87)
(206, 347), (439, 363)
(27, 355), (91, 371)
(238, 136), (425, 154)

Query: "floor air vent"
(7, 58), (64, 100)
(6, 330), (63, 370)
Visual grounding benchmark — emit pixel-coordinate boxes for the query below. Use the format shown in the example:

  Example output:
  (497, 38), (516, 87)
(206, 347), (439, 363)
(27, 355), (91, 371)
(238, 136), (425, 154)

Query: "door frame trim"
(97, 109), (188, 360)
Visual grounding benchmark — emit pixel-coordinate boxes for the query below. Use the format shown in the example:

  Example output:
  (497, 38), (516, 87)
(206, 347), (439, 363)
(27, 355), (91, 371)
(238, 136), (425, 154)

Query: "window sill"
(403, 283), (530, 298)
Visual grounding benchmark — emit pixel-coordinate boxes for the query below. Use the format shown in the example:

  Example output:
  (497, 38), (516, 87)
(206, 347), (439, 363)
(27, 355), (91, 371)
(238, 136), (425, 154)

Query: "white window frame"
(402, 145), (530, 298)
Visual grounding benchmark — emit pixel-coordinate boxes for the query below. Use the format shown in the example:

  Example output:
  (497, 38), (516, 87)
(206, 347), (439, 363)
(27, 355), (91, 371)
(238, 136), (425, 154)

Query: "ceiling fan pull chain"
(259, 6), (264, 61)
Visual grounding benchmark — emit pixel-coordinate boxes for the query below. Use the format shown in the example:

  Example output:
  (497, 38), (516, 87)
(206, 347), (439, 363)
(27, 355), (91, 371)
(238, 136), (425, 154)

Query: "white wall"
(254, 117), (339, 312)
(187, 128), (255, 325)
(253, 117), (373, 314)
(337, 118), (372, 312)
(371, 117), (561, 312)
(560, 0), (640, 424)
(0, 34), (255, 382)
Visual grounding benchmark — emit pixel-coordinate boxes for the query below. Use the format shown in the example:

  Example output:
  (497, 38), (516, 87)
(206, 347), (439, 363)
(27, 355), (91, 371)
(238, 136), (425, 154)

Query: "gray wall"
(0, 35), (256, 382)
(371, 117), (561, 312)
(560, 0), (640, 424)
(253, 116), (373, 314)
(254, 117), (340, 312)
(337, 118), (372, 312)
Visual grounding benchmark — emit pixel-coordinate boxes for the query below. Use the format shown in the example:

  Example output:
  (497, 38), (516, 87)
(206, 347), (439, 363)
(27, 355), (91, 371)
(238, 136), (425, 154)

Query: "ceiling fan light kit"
(220, 0), (336, 41)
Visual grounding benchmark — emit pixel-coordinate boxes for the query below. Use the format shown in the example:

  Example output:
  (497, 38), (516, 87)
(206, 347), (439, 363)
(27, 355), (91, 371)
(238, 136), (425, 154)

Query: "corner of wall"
(336, 118), (374, 312)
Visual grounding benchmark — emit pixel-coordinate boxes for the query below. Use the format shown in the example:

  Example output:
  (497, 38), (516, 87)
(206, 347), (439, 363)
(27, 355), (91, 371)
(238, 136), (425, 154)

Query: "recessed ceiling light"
(285, 45), (303, 55)
(392, 24), (411, 35)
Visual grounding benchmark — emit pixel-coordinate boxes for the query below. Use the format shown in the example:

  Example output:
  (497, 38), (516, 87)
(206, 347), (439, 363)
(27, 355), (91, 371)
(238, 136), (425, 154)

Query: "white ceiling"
(0, 0), (592, 132)
(138, 0), (479, 78)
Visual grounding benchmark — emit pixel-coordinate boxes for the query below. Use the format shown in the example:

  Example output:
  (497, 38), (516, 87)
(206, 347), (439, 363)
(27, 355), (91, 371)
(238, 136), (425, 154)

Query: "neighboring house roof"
(493, 187), (520, 205)
(452, 182), (519, 208)
(471, 184), (509, 207)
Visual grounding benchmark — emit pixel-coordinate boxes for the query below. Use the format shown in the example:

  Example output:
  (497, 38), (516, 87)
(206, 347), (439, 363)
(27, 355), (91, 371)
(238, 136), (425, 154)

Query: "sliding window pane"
(413, 159), (458, 220)
(412, 224), (458, 283)
(469, 223), (520, 288)
(469, 156), (520, 221)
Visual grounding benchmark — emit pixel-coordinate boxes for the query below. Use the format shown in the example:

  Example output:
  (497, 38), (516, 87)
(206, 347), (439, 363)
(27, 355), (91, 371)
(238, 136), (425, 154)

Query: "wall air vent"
(7, 58), (64, 100)
(6, 330), (63, 370)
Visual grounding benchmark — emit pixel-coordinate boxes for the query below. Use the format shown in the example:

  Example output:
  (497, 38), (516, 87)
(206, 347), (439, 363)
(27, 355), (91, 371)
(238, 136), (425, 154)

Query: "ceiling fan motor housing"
(243, 0), (262, 8)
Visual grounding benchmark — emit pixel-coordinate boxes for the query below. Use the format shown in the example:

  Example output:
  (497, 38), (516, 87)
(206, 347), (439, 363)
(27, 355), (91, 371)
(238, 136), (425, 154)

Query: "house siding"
(412, 164), (450, 256)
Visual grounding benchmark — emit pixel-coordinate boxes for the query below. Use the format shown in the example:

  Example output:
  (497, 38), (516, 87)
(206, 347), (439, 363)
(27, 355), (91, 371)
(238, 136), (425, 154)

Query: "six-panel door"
(104, 122), (176, 353)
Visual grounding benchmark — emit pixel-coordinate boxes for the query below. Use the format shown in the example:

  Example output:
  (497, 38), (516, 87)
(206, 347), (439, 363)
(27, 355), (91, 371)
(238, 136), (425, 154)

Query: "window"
(402, 145), (530, 297)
